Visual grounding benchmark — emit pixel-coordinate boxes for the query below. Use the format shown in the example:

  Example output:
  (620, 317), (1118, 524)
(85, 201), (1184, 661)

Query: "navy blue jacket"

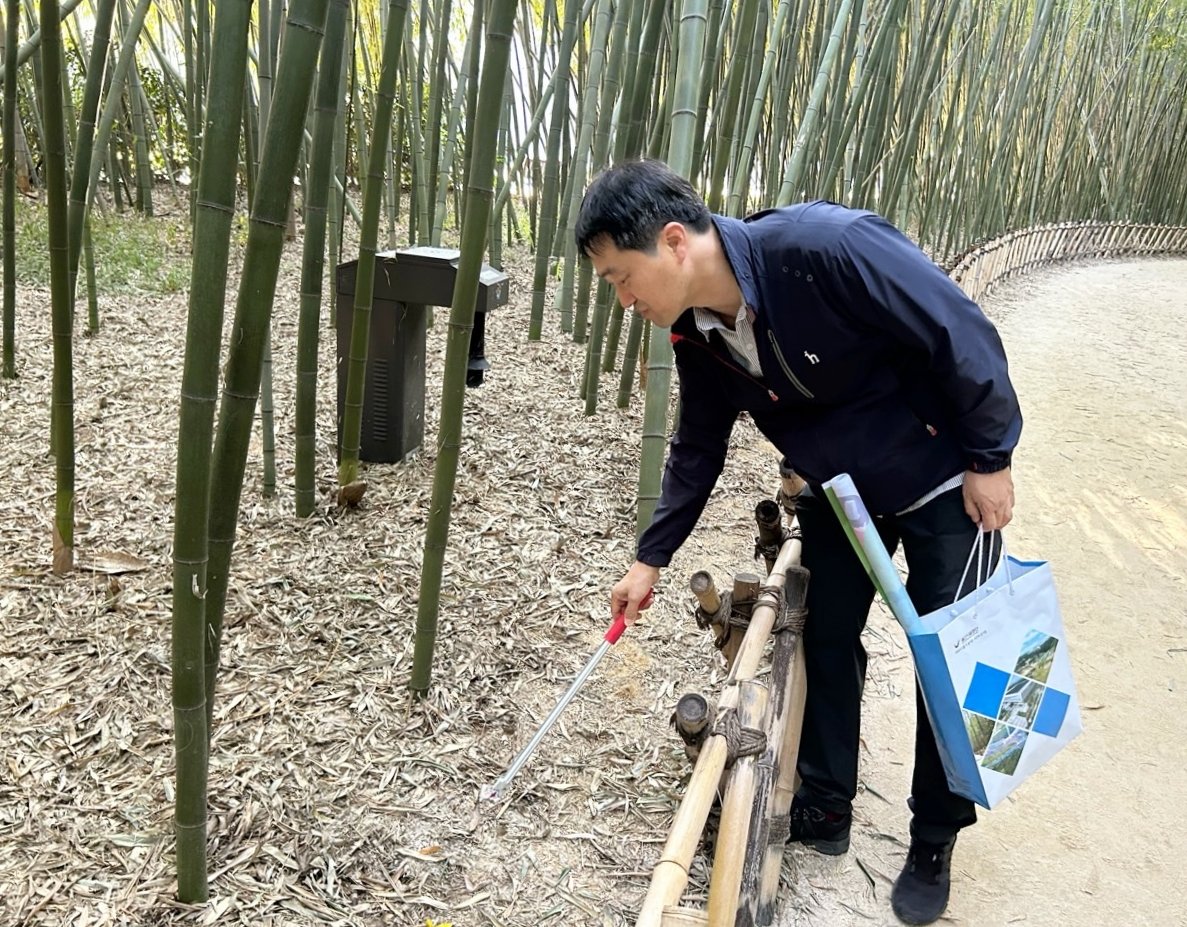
(636, 202), (1022, 568)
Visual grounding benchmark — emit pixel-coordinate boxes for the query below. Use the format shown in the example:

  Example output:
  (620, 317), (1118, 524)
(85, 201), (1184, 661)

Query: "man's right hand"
(612, 561), (660, 626)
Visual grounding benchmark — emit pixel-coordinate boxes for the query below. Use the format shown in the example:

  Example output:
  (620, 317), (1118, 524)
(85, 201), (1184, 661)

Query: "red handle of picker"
(604, 589), (654, 644)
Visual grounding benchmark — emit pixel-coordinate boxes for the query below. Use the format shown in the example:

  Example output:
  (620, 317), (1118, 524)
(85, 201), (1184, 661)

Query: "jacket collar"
(710, 214), (762, 314)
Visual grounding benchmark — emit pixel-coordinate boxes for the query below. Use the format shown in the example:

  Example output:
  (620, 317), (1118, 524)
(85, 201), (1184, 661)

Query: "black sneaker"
(891, 834), (956, 925)
(786, 798), (851, 855)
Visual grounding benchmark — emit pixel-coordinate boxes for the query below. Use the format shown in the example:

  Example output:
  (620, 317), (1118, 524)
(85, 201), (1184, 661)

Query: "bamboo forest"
(2, 0), (1186, 922)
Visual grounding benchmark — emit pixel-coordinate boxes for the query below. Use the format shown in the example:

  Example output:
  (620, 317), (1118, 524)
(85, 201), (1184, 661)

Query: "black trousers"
(794, 484), (996, 843)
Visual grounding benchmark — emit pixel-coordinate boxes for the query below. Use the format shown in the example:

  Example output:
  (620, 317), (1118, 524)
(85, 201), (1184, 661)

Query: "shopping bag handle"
(954, 529), (1013, 605)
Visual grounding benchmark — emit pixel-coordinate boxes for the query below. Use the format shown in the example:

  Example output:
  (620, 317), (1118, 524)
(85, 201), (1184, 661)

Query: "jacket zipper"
(766, 331), (815, 399)
(671, 332), (779, 402)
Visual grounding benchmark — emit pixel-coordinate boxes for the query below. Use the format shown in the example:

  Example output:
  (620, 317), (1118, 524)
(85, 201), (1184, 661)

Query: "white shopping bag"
(911, 535), (1083, 808)
(822, 473), (1082, 809)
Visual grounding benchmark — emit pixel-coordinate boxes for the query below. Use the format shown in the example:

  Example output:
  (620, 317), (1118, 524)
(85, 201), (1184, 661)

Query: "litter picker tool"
(480, 590), (653, 802)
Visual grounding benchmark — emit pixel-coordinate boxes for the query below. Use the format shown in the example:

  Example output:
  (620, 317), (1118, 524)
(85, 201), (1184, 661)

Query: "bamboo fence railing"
(638, 513), (809, 927)
(946, 220), (1187, 303)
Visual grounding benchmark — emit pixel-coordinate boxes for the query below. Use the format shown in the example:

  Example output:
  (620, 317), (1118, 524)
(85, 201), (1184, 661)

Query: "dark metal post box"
(335, 247), (510, 463)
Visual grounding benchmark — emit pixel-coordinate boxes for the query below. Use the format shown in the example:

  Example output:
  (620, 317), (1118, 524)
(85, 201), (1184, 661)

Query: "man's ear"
(660, 221), (689, 258)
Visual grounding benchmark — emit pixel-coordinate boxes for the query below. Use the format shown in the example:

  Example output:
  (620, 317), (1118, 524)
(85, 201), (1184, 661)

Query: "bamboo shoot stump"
(690, 570), (722, 616)
(672, 692), (713, 763)
(777, 463), (805, 518)
(722, 573), (760, 672)
(754, 500), (784, 574)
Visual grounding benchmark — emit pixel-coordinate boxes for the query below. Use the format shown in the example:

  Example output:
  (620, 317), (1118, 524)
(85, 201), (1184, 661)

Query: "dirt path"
(767, 258), (1187, 926)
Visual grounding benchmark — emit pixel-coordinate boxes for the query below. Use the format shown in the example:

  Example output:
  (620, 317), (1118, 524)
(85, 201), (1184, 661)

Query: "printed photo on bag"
(963, 710), (995, 756)
(1014, 629), (1059, 683)
(998, 674), (1044, 729)
(981, 723), (1028, 775)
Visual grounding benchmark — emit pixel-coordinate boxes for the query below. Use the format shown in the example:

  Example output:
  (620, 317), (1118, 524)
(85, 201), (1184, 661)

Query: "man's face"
(588, 224), (690, 328)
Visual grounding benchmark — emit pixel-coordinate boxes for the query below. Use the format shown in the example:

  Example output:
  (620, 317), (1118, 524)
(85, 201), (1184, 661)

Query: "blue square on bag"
(963, 663), (1010, 717)
(1033, 686), (1071, 737)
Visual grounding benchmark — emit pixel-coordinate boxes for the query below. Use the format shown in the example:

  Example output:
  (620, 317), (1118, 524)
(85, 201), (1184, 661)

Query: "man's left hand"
(963, 468), (1015, 531)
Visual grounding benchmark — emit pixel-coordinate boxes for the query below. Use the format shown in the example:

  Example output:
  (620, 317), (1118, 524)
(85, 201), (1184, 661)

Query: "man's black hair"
(575, 159), (713, 257)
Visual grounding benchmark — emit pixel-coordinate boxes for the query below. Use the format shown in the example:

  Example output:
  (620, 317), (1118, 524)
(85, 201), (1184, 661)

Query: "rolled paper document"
(822, 473), (925, 637)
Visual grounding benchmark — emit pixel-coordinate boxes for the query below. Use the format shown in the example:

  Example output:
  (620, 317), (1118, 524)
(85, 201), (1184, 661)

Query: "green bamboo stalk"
(401, 31), (430, 242)
(816, 0), (899, 203)
(140, 15), (191, 186)
(579, 0), (630, 403)
(390, 64), (403, 248)
(257, 0), (274, 176)
(526, 0), (582, 340)
(350, 18), (369, 202)
(260, 0), (283, 500)
(601, 299), (623, 372)
(122, 0), (152, 215)
(295, 0), (348, 517)
(430, 30), (474, 245)
(2, 0), (17, 379)
(460, 0), (482, 196)
(326, 0), (352, 320)
(82, 0), (151, 218)
(610, 0), (666, 399)
(56, 3), (72, 156)
(574, 0), (631, 356)
(488, 67), (512, 268)
(171, 0), (253, 902)
(41, 0), (73, 578)
(336, 0), (410, 496)
(632, 0), (709, 535)
(524, 12), (549, 243)
(4, 28), (36, 195)
(617, 0), (665, 162)
(108, 115), (127, 212)
(410, 0), (428, 242)
(204, 0), (330, 750)
(777, 0), (855, 205)
(690, 0), (727, 179)
(424, 0), (452, 232)
(555, 0), (612, 336)
(259, 331), (277, 496)
(411, 0), (518, 695)
(81, 217), (97, 332)
(195, 0), (209, 169)
(706, 0), (763, 212)
(727, 0), (795, 216)
(134, 19), (181, 204)
(242, 75), (259, 206)
(65, 0), (115, 306)
(609, 0), (645, 164)
(247, 12), (280, 500)
(615, 311), (643, 407)
(18, 4), (45, 188)
(182, 0), (195, 218)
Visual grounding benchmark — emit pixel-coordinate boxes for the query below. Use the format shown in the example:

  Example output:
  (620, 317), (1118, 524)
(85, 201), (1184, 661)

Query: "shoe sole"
(794, 833), (850, 856)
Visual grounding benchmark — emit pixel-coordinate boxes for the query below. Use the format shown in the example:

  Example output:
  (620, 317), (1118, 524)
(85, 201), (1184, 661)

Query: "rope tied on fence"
(695, 582), (792, 651)
(772, 593), (807, 635)
(713, 704), (767, 766)
(756, 583), (784, 616)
